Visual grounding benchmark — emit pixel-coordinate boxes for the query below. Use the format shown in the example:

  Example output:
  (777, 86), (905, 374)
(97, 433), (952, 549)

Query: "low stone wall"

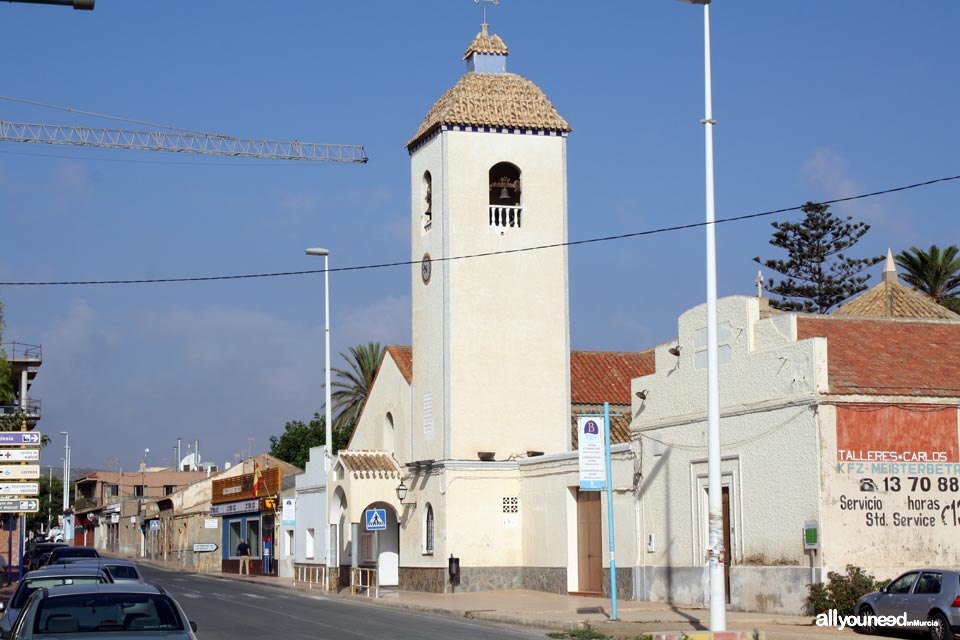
(636, 565), (816, 615)
(400, 566), (568, 595)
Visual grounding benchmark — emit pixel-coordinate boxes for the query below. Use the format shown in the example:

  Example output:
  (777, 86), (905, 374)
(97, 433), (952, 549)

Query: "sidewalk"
(115, 558), (858, 640)
(0, 559), (851, 639)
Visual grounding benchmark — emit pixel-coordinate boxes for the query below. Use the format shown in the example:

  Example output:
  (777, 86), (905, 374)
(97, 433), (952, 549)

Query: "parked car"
(44, 546), (99, 566)
(855, 568), (960, 639)
(0, 565), (112, 638)
(7, 583), (198, 640)
(22, 544), (65, 573)
(50, 558), (145, 583)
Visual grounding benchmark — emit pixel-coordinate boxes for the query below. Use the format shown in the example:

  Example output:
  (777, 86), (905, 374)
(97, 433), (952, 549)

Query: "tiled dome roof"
(407, 72), (572, 148)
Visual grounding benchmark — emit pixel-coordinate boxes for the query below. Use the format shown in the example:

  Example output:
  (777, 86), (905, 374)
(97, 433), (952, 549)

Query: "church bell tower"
(407, 23), (573, 463)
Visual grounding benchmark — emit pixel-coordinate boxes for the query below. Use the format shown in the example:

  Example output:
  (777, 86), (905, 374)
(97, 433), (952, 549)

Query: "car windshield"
(33, 593), (184, 633)
(11, 577), (107, 608)
(104, 566), (139, 581)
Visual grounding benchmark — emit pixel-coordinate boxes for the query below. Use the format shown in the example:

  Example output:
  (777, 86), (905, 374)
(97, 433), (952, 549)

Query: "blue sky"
(1, 1), (957, 471)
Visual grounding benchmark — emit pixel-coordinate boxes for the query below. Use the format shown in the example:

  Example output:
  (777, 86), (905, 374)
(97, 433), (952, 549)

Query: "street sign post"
(0, 466), (40, 479)
(0, 432), (42, 446)
(0, 482), (39, 496)
(365, 509), (387, 531)
(0, 499), (38, 513)
(0, 449), (40, 462)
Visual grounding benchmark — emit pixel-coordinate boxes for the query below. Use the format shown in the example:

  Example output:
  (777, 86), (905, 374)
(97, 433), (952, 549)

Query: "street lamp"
(305, 247), (333, 582)
(677, 0), (725, 630)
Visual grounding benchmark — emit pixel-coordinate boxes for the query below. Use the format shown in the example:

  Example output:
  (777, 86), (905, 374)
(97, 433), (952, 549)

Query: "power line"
(2, 173), (958, 287)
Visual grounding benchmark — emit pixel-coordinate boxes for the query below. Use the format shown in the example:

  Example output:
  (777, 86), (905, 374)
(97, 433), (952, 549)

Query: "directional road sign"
(0, 499), (39, 513)
(193, 543), (218, 553)
(0, 432), (42, 446)
(0, 449), (39, 462)
(365, 508), (387, 531)
(0, 482), (39, 495)
(0, 465), (40, 479)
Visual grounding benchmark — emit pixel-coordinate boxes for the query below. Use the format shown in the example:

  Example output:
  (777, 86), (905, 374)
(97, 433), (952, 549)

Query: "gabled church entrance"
(576, 490), (603, 594)
(358, 502), (400, 588)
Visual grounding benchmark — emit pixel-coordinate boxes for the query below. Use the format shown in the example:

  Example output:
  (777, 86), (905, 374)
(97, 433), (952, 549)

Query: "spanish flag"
(253, 461), (263, 497)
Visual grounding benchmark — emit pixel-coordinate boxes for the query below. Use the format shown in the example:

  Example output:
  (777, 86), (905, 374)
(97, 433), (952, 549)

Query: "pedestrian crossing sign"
(365, 508), (387, 531)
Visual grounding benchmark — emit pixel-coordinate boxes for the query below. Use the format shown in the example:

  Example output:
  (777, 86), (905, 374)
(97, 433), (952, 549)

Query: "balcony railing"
(489, 205), (522, 230)
(0, 398), (40, 419)
(0, 342), (41, 362)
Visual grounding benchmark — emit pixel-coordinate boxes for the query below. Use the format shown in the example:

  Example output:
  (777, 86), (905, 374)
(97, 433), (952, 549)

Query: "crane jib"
(0, 120), (368, 163)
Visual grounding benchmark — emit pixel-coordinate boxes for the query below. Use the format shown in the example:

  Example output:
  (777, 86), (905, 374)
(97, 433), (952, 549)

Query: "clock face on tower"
(421, 253), (432, 284)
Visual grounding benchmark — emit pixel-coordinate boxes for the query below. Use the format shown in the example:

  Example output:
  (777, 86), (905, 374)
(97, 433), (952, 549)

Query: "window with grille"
(502, 497), (519, 514)
(424, 503), (435, 555)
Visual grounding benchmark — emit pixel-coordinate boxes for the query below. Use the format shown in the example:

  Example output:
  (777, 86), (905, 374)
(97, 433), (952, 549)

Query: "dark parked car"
(22, 543), (65, 573)
(0, 565), (112, 638)
(8, 583), (198, 640)
(855, 568), (960, 639)
(44, 546), (99, 566)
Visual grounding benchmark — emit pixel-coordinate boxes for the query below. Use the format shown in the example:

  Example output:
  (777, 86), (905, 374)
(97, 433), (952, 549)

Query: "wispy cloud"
(801, 148), (916, 244)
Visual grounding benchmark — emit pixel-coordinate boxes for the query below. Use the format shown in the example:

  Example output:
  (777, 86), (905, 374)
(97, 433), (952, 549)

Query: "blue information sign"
(365, 508), (387, 531)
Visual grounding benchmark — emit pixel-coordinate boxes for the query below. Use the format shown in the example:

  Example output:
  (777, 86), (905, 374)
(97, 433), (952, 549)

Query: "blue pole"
(604, 402), (617, 621)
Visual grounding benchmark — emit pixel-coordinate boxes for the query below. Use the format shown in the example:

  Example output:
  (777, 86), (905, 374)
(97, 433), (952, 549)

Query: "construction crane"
(3, 2), (366, 162)
(0, 120), (368, 163)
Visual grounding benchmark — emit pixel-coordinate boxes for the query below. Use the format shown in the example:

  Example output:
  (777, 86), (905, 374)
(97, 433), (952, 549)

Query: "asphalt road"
(140, 565), (551, 640)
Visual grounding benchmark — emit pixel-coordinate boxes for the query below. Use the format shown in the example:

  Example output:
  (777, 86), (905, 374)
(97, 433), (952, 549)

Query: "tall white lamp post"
(678, 0), (725, 630)
(305, 247), (334, 580)
(59, 431), (70, 544)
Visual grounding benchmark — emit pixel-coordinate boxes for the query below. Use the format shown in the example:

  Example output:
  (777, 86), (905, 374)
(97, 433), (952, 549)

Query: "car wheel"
(856, 604), (877, 635)
(930, 611), (953, 640)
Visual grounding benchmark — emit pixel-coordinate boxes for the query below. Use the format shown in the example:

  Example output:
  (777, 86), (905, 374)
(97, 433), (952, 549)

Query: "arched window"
(384, 412), (395, 453)
(488, 162), (522, 230)
(422, 171), (433, 232)
(423, 503), (435, 555)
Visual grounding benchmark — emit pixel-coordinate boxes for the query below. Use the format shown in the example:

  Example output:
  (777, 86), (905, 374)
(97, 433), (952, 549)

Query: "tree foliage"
(894, 244), (960, 313)
(0, 301), (14, 406)
(754, 202), (883, 313)
(26, 473), (65, 536)
(268, 413), (349, 469)
(330, 342), (384, 440)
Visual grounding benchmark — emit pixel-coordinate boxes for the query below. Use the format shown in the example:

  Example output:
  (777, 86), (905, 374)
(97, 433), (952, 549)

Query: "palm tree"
(329, 342), (385, 441)
(895, 245), (960, 313)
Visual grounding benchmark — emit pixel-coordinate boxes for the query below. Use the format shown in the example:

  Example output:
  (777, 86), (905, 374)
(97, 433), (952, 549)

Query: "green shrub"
(807, 565), (885, 616)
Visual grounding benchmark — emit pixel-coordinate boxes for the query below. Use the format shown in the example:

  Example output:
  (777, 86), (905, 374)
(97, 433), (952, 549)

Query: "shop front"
(211, 465), (281, 575)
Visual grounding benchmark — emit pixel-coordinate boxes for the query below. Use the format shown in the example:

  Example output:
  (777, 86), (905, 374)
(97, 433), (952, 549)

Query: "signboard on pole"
(0, 432), (41, 446)
(578, 416), (607, 490)
(0, 449), (40, 462)
(0, 499), (38, 513)
(365, 508), (386, 531)
(282, 498), (295, 526)
(0, 482), (39, 495)
(0, 465), (40, 479)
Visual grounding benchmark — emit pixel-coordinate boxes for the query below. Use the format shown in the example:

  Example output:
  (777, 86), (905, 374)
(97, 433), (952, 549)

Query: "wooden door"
(577, 490), (602, 593)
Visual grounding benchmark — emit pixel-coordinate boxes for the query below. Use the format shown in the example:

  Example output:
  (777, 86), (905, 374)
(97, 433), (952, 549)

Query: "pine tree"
(753, 202), (883, 313)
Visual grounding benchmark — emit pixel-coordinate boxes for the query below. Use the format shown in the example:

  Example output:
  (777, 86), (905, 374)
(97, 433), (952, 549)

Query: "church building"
(300, 22), (649, 597)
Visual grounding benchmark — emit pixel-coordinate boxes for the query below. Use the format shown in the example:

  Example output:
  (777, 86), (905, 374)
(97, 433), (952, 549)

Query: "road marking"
(242, 593), (266, 599)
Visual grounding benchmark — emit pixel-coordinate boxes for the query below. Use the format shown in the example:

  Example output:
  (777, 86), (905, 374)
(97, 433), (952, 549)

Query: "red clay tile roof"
(571, 350), (655, 405)
(386, 346), (412, 384)
(833, 280), (960, 320)
(338, 451), (401, 480)
(798, 316), (960, 397)
(571, 411), (632, 449)
(463, 29), (509, 59)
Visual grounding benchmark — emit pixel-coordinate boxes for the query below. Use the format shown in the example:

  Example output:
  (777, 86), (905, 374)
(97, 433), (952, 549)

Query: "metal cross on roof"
(474, 0), (500, 25)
